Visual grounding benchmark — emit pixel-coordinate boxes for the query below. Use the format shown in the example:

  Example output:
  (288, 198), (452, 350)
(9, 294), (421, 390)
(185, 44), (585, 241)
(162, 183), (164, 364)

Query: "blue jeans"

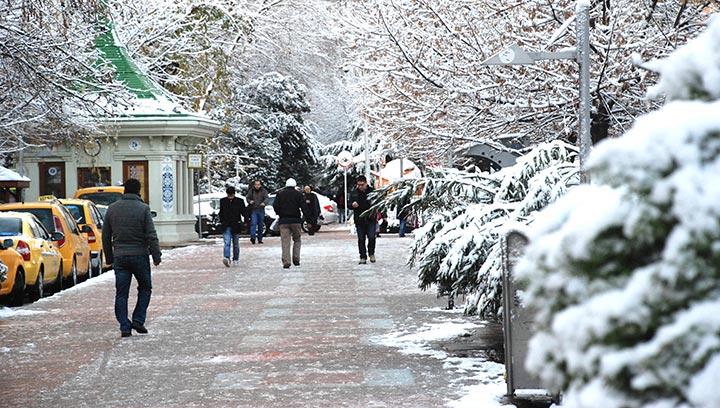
(399, 218), (407, 237)
(114, 255), (152, 333)
(223, 227), (240, 260)
(356, 221), (377, 259)
(250, 209), (265, 241)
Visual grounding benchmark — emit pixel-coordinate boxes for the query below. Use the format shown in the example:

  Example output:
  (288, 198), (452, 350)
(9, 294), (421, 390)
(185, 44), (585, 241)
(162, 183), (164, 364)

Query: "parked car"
(0, 200), (92, 287)
(74, 186), (124, 206)
(317, 193), (339, 226)
(0, 238), (26, 306)
(0, 212), (64, 300)
(265, 193), (339, 234)
(193, 192), (225, 237)
(0, 257), (7, 284)
(193, 192), (273, 236)
(59, 199), (107, 276)
(96, 204), (108, 220)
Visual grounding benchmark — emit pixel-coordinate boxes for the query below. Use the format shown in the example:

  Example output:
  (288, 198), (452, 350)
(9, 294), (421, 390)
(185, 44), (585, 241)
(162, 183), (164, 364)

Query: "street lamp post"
(481, 1), (591, 181)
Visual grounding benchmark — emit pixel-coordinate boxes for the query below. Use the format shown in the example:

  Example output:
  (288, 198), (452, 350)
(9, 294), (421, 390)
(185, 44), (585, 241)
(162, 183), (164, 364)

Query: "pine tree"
(518, 17), (720, 407)
(209, 72), (317, 191)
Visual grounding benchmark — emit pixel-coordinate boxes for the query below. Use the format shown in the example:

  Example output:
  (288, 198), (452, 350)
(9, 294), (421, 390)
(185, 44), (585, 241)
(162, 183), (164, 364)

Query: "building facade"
(18, 27), (219, 245)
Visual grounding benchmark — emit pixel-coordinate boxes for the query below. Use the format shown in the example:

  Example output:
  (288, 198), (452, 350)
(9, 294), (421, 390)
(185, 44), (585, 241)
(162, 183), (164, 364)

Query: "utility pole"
(576, 0), (592, 182)
(363, 129), (371, 183)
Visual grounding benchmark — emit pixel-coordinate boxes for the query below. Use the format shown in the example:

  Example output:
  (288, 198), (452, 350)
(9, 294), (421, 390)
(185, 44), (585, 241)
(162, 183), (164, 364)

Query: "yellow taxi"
(0, 240), (25, 306)
(59, 199), (107, 276)
(0, 200), (92, 287)
(74, 186), (124, 207)
(0, 212), (64, 300)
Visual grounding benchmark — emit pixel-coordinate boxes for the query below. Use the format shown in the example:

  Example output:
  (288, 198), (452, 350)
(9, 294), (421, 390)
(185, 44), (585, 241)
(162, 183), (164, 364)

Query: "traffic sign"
(337, 151), (353, 169)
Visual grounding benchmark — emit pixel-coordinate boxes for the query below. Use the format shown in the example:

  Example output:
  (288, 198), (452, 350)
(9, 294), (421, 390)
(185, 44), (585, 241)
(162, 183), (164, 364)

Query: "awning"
(0, 166), (31, 188)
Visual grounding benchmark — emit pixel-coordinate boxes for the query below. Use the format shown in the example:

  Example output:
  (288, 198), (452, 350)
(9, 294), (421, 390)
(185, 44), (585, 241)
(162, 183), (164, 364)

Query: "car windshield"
(0, 218), (22, 236)
(64, 204), (86, 224)
(78, 192), (123, 206)
(3, 209), (54, 233)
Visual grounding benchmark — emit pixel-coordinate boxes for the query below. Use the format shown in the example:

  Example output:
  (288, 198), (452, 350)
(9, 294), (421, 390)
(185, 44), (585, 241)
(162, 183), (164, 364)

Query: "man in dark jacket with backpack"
(273, 178), (309, 268)
(350, 175), (377, 264)
(218, 185), (246, 267)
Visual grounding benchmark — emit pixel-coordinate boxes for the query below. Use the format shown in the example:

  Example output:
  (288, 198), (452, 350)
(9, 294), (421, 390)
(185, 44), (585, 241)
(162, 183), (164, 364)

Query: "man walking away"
(102, 178), (161, 338)
(246, 180), (269, 244)
(350, 176), (377, 264)
(219, 185), (246, 267)
(303, 185), (321, 235)
(273, 178), (309, 268)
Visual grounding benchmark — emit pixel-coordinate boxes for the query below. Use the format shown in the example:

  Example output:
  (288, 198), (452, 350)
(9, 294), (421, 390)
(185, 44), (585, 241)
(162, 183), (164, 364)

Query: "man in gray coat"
(102, 178), (162, 338)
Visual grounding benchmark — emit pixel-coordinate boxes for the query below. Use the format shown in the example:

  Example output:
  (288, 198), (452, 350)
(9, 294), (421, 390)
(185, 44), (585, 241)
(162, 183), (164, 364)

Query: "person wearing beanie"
(218, 185), (246, 267)
(272, 178), (309, 268)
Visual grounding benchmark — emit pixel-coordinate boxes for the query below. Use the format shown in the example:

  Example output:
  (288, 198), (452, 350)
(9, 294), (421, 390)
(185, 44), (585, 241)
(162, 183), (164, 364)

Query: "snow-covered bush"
(518, 16), (720, 407)
(372, 140), (579, 319)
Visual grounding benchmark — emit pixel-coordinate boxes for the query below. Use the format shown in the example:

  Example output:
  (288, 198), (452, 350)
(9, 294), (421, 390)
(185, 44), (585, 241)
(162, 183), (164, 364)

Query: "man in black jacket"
(102, 178), (161, 338)
(273, 178), (309, 268)
(303, 185), (321, 235)
(350, 175), (376, 264)
(218, 185), (246, 267)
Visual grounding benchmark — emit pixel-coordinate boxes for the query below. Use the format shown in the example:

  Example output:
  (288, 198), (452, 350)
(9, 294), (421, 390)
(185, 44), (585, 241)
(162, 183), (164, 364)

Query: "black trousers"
(356, 221), (377, 259)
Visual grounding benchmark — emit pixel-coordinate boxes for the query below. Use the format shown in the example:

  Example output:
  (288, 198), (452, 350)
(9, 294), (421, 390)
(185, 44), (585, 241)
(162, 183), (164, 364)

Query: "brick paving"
(0, 227), (477, 407)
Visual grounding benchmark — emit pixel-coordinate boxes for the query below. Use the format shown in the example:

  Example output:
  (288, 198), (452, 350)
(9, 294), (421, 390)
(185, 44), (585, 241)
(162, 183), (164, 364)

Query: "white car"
(265, 192), (338, 231)
(316, 193), (339, 225)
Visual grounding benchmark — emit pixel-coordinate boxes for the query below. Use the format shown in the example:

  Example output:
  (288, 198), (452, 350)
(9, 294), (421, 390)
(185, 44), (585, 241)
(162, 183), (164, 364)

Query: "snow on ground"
(373, 308), (515, 408)
(0, 307), (47, 319)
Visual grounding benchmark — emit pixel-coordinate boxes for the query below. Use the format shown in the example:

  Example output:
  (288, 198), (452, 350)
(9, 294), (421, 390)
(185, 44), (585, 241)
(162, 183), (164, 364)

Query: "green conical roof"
(95, 26), (159, 99)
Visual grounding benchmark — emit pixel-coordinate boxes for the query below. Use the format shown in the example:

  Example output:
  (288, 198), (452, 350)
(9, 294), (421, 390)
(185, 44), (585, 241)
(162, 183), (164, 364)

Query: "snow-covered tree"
(207, 72), (317, 191)
(371, 141), (579, 318)
(341, 0), (715, 162)
(1, 1), (125, 154)
(316, 122), (385, 189)
(518, 16), (720, 407)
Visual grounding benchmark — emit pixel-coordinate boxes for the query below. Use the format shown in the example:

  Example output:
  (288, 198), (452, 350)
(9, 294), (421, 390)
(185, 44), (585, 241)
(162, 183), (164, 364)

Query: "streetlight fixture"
(481, 1), (592, 181)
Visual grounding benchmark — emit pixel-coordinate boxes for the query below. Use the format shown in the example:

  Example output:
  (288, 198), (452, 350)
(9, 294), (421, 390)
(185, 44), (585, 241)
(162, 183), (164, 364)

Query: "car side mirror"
(80, 225), (92, 234)
(151, 211), (157, 218)
(1, 238), (13, 250)
(51, 232), (65, 242)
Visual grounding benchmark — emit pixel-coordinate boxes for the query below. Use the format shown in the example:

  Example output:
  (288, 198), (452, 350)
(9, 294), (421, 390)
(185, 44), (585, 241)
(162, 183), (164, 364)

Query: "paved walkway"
(0, 227), (501, 407)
